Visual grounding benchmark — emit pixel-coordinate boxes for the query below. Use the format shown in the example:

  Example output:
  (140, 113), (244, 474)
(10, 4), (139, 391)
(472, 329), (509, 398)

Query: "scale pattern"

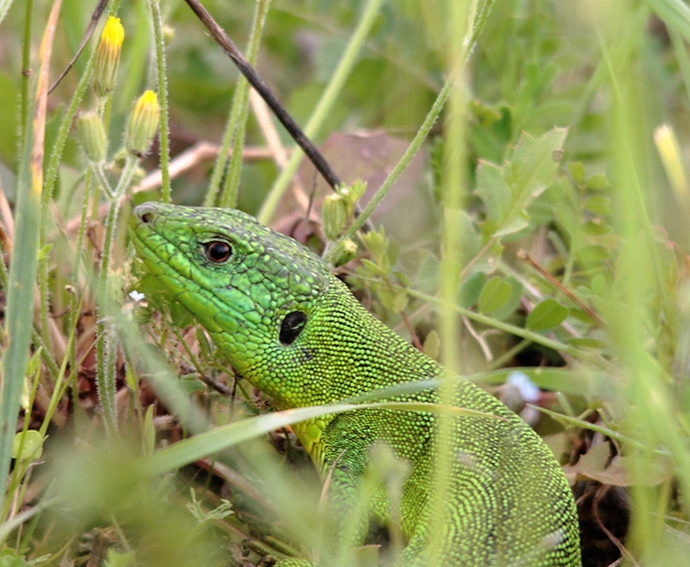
(130, 202), (581, 567)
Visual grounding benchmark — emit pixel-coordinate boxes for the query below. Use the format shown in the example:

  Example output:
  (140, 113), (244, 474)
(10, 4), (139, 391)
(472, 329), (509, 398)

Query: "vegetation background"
(2, 0), (690, 565)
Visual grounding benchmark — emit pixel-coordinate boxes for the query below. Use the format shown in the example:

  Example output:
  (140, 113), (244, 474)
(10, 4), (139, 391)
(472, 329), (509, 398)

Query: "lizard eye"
(203, 241), (232, 263)
(280, 311), (307, 345)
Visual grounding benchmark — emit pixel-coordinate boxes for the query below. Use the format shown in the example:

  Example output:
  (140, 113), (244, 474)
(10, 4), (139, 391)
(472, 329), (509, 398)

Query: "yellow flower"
(93, 17), (125, 97)
(125, 90), (160, 158)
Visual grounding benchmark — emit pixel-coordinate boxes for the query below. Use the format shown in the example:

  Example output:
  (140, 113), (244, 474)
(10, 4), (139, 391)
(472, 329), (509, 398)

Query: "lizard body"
(130, 202), (581, 567)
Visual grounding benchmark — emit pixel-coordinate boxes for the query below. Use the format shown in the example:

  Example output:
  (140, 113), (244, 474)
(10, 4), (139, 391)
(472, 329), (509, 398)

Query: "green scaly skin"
(130, 202), (581, 567)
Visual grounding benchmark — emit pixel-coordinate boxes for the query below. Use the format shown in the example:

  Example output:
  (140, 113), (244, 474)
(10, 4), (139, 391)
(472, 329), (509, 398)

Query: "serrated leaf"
(362, 227), (386, 259)
(526, 298), (568, 331)
(476, 127), (568, 239)
(478, 277), (511, 314)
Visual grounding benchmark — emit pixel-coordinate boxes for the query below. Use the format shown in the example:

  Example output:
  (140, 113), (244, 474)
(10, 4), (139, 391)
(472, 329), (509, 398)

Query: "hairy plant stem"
(148, 0), (171, 203)
(326, 0), (496, 263)
(37, 0), (123, 357)
(95, 156), (139, 435)
(68, 169), (96, 429)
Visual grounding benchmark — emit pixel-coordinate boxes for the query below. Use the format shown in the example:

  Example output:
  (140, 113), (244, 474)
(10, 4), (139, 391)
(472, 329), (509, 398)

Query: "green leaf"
(422, 330), (440, 360)
(361, 258), (388, 277)
(568, 161), (585, 185)
(12, 430), (44, 461)
(476, 127), (568, 238)
(526, 298), (569, 331)
(416, 253), (441, 294)
(585, 173), (609, 190)
(583, 195), (612, 216)
(377, 287), (408, 314)
(491, 277), (524, 321)
(577, 245), (609, 268)
(0, 549), (28, 567)
(37, 243), (53, 263)
(458, 272), (487, 308)
(478, 277), (511, 314)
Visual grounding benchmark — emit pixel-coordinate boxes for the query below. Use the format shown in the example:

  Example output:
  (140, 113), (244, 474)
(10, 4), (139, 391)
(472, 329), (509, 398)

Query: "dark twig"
(183, 0), (342, 191)
(48, 0), (110, 94)
(517, 249), (606, 328)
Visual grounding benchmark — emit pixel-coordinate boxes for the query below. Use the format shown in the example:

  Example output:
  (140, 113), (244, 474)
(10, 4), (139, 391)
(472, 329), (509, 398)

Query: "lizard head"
(129, 202), (332, 406)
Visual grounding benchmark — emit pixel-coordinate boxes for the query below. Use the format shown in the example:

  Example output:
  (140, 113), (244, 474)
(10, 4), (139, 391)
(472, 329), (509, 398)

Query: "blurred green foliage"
(4, 0), (690, 565)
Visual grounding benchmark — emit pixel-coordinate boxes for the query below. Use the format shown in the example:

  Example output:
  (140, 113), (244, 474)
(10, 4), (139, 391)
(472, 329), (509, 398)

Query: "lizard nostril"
(140, 212), (153, 224)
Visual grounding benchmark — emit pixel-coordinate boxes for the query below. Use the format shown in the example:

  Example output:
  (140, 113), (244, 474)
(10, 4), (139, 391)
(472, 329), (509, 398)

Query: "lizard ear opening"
(279, 311), (307, 345)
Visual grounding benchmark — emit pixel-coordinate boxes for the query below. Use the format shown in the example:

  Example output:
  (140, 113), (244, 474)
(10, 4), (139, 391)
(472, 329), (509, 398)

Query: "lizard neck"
(254, 277), (444, 408)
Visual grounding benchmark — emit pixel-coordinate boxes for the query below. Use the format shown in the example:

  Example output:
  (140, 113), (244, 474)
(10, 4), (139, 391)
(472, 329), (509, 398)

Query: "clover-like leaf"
(478, 277), (512, 314)
(526, 298), (568, 331)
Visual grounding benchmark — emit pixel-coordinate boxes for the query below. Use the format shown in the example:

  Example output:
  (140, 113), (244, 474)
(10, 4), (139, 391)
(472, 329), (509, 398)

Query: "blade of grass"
(327, 0), (497, 256)
(256, 0), (385, 224)
(141, 401), (498, 477)
(218, 0), (272, 209)
(0, 0), (14, 26)
(642, 0), (690, 42)
(0, 0), (62, 515)
(204, 0), (271, 208)
(18, 0), (34, 159)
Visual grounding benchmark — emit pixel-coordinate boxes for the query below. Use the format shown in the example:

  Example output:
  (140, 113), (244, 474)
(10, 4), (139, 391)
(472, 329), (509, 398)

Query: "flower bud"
(341, 178), (367, 208)
(77, 112), (107, 163)
(329, 239), (358, 267)
(322, 194), (349, 241)
(93, 17), (125, 98)
(125, 90), (160, 158)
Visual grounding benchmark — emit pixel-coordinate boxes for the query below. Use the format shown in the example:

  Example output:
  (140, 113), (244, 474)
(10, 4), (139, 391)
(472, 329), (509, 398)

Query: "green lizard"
(130, 202), (581, 567)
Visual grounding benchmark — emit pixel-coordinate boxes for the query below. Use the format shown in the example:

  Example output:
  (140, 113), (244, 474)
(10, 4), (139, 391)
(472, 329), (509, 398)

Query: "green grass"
(2, 0), (690, 565)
